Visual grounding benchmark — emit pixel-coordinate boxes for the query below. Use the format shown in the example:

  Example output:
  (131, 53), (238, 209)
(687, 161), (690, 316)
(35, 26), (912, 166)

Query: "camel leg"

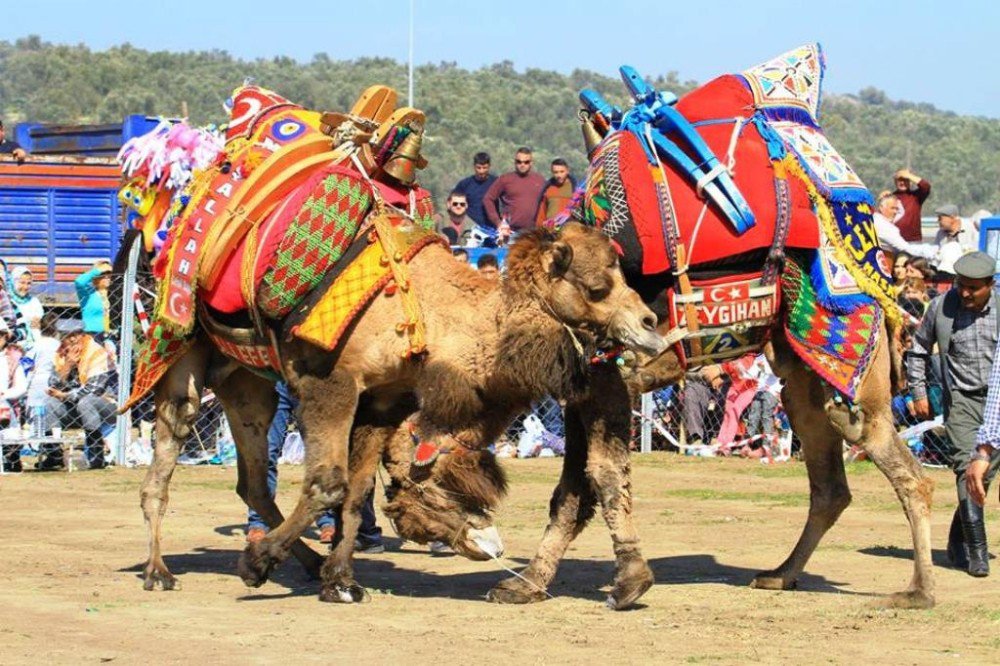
(754, 331), (935, 609)
(140, 341), (210, 591)
(749, 355), (852, 592)
(237, 369), (358, 588)
(580, 366), (653, 610)
(212, 368), (324, 580)
(318, 421), (386, 603)
(487, 403), (598, 604)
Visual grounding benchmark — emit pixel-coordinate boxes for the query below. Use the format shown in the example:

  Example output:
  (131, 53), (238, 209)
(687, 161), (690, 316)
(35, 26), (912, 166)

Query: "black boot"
(85, 431), (107, 470)
(2, 445), (23, 473)
(959, 499), (990, 577)
(946, 507), (969, 569)
(36, 437), (65, 471)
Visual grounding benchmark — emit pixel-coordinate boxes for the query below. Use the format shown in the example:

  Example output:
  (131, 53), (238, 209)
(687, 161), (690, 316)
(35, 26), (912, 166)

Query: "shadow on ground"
(121, 544), (866, 603)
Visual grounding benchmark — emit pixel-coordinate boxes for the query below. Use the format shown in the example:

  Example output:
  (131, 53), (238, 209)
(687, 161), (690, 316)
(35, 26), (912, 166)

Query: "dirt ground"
(1, 454), (998, 665)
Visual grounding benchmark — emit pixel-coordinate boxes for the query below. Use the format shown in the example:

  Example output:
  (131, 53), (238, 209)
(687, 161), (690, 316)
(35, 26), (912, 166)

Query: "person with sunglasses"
(482, 147), (546, 241)
(437, 191), (478, 246)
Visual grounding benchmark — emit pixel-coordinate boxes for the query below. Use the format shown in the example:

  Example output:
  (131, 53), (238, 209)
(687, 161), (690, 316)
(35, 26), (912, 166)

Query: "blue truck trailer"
(0, 115), (161, 305)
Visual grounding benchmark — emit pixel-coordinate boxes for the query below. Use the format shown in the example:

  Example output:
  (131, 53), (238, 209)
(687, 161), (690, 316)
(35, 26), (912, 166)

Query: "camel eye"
(587, 285), (610, 301)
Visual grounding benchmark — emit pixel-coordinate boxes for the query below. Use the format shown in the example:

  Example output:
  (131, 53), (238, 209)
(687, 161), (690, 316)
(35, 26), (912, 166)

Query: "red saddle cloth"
(202, 169), (430, 314)
(624, 74), (819, 275)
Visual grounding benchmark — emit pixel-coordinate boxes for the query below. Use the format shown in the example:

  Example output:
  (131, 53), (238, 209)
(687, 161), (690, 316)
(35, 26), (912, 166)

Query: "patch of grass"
(661, 487), (809, 507)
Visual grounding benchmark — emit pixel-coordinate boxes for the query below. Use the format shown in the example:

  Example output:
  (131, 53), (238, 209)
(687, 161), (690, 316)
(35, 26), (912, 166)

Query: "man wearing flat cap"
(908, 251), (999, 576)
(934, 203), (980, 275)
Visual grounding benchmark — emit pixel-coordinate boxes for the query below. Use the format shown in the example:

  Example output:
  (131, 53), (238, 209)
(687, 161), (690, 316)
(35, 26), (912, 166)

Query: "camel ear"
(547, 241), (573, 278)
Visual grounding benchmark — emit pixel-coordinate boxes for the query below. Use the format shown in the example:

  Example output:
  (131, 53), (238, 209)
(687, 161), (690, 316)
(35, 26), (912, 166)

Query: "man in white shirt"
(934, 203), (980, 275)
(872, 194), (938, 261)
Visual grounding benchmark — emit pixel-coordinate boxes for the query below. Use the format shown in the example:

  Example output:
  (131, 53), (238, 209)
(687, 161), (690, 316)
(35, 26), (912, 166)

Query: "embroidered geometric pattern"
(742, 43), (824, 120)
(124, 320), (193, 409)
(782, 254), (882, 399)
(771, 121), (866, 191)
(258, 171), (373, 318)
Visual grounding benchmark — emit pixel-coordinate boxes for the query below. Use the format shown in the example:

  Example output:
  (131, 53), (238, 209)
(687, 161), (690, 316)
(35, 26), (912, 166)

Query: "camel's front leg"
(237, 370), (358, 589)
(140, 342), (210, 591)
(212, 368), (324, 581)
(488, 404), (597, 604)
(580, 366), (653, 610)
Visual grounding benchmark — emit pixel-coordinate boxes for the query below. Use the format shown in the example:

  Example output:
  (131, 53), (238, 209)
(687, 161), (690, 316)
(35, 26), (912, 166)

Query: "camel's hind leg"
(237, 369), (358, 588)
(754, 331), (935, 608)
(318, 412), (395, 602)
(212, 368), (324, 581)
(140, 341), (211, 591)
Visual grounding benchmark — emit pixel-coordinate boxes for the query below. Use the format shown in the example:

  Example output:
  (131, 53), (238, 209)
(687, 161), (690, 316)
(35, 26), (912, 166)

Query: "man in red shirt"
(893, 169), (931, 242)
(483, 147), (546, 240)
(535, 158), (577, 226)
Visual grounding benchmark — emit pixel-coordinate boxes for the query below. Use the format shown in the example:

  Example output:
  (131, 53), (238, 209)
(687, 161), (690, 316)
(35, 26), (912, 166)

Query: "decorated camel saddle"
(568, 44), (894, 399)
(118, 84), (443, 408)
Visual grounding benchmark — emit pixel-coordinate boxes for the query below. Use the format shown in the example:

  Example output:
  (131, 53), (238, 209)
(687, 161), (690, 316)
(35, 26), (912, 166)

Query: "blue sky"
(4, 0), (998, 117)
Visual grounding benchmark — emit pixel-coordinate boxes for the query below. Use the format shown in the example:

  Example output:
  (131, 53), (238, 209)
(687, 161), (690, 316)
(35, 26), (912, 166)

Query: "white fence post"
(640, 392), (653, 453)
(115, 239), (141, 466)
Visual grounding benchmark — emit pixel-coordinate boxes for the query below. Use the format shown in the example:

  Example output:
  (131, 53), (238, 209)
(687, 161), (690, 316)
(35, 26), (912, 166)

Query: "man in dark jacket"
(453, 152), (497, 227)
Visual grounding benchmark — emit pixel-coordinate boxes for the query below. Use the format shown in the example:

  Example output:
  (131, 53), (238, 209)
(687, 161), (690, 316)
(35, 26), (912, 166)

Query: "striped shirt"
(976, 335), (1000, 451)
(908, 294), (997, 400)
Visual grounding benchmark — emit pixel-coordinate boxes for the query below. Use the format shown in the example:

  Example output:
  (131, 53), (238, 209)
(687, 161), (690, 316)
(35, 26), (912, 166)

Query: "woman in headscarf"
(9, 266), (44, 349)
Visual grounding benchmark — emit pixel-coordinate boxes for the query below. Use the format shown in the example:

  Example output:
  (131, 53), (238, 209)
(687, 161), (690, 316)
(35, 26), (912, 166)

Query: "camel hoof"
(142, 570), (180, 592)
(486, 576), (548, 605)
(878, 590), (935, 610)
(750, 572), (797, 591)
(607, 561), (654, 610)
(237, 545), (276, 588)
(319, 583), (370, 604)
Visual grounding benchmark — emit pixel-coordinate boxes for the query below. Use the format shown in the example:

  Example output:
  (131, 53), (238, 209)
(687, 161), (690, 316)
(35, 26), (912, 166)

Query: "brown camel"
(140, 222), (667, 602)
(488, 310), (935, 610)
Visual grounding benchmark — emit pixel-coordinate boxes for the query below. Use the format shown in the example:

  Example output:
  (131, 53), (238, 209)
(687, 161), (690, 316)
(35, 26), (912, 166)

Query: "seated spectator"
(893, 253), (911, 284)
(682, 375), (726, 447)
(0, 119), (27, 163)
(0, 327), (28, 472)
(436, 191), (477, 246)
(9, 266), (44, 350)
(476, 253), (500, 280)
(41, 330), (116, 470)
(453, 248), (469, 263)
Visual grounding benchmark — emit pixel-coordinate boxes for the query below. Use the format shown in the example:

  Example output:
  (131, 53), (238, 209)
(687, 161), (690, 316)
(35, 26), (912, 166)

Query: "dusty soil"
(1, 454), (998, 664)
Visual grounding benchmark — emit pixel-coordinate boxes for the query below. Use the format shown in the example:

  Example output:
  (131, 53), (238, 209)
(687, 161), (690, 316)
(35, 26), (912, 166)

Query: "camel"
(139, 222), (667, 602)
(485, 48), (936, 610)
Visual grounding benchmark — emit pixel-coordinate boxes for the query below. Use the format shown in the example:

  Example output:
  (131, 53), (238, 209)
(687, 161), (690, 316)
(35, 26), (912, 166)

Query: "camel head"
(383, 441), (507, 561)
(506, 222), (667, 356)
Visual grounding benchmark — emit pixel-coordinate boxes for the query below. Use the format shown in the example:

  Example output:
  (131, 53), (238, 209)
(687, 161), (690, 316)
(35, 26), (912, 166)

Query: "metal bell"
(381, 124), (428, 185)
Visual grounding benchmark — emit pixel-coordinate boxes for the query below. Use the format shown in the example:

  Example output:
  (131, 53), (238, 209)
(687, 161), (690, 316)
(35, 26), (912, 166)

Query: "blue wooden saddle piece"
(580, 67), (756, 236)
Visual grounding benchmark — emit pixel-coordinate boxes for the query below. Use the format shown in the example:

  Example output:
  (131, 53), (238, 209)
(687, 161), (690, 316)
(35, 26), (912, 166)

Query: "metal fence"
(0, 255), (951, 474)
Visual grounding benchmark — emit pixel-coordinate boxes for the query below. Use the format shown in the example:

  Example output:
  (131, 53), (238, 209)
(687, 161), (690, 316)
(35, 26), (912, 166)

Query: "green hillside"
(2, 36), (997, 214)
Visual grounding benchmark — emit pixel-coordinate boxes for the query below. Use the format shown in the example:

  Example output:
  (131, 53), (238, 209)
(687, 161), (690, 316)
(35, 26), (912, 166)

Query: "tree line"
(1, 36), (997, 213)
